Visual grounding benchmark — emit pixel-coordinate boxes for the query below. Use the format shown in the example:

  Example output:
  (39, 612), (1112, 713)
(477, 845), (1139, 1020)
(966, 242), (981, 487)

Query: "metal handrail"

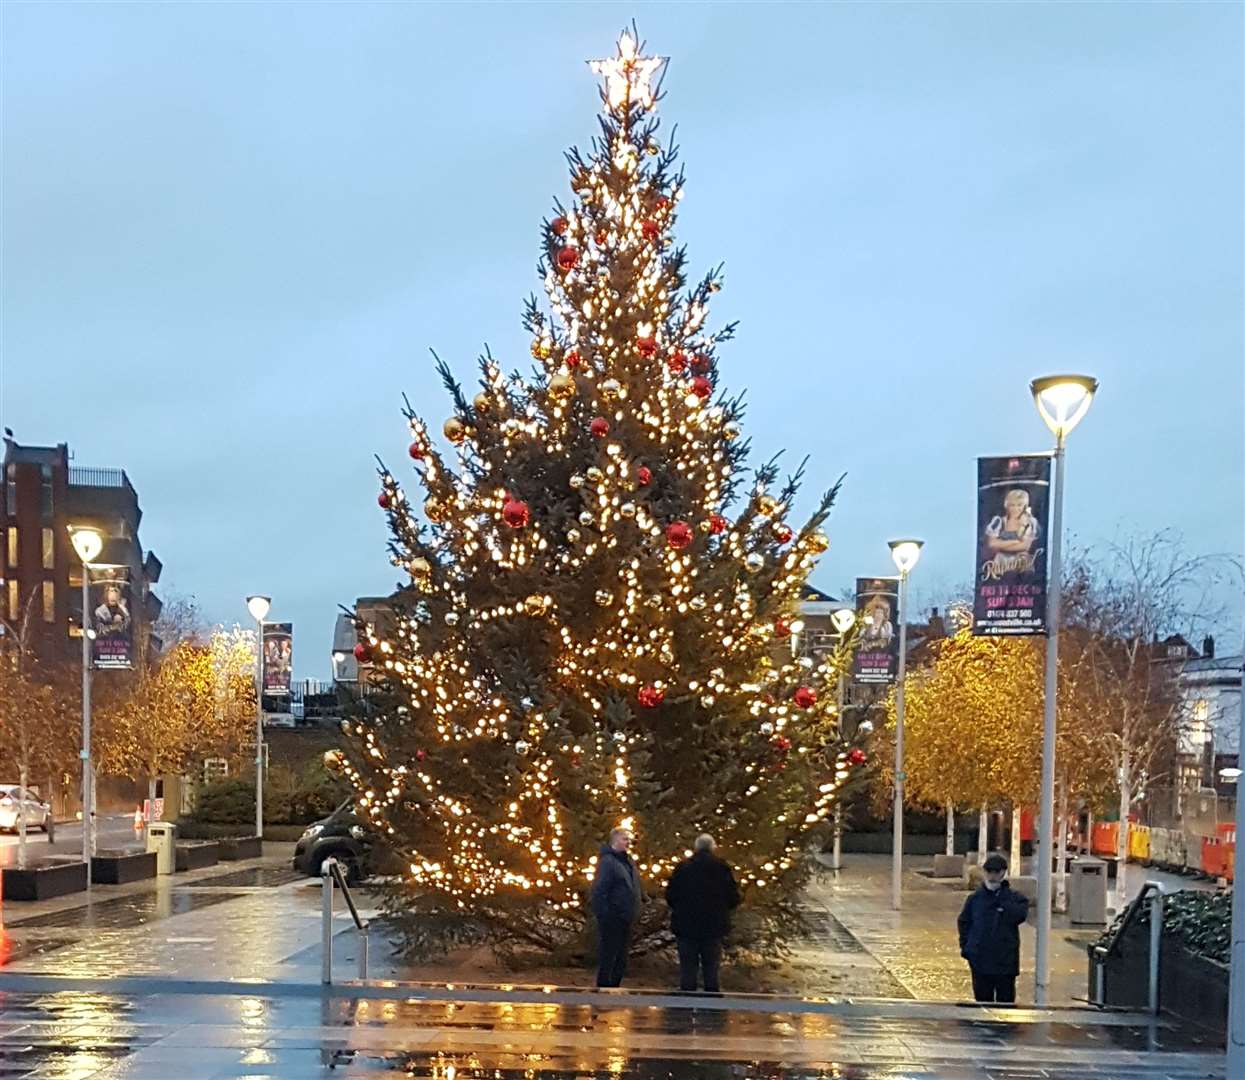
(321, 857), (369, 985)
(1090, 880), (1164, 1014)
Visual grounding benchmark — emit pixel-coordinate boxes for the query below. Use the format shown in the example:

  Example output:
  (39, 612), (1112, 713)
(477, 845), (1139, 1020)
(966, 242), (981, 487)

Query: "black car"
(292, 799), (371, 882)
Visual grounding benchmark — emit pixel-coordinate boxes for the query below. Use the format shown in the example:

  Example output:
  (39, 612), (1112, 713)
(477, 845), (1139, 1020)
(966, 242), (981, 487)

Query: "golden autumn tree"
(880, 631), (1043, 863)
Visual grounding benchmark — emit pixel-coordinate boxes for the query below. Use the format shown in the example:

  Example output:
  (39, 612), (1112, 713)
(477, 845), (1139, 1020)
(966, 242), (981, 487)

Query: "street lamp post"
(1030, 374), (1098, 1006)
(888, 538), (924, 911)
(246, 595), (271, 840)
(69, 527), (104, 875)
(1229, 637), (1245, 1075)
(830, 606), (857, 871)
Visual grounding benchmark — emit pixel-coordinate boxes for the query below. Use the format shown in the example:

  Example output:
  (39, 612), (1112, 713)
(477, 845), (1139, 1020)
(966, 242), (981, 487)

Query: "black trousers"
(971, 970), (1017, 1003)
(596, 918), (632, 988)
(677, 935), (723, 993)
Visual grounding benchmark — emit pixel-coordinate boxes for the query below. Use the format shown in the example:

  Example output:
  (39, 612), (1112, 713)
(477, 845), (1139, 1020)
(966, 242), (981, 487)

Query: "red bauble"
(353, 643), (371, 662)
(774, 618), (792, 639)
(551, 216), (569, 236)
(692, 354), (711, 374)
(565, 350), (582, 368)
(655, 195), (672, 212)
(708, 513), (728, 535)
(636, 466), (652, 487)
(773, 735), (793, 753)
(377, 491), (392, 509)
(595, 228), (608, 246)
(415, 749), (427, 762)
(408, 441), (426, 461)
(775, 525), (794, 544)
(502, 499), (530, 529)
(638, 685), (665, 709)
(666, 521), (694, 550)
(642, 219), (659, 241)
(691, 376), (712, 399)
(668, 351), (688, 374)
(848, 748), (867, 765)
(556, 246), (579, 272)
(793, 686), (817, 709)
(590, 416), (610, 438)
(636, 336), (658, 358)
(571, 755), (582, 767)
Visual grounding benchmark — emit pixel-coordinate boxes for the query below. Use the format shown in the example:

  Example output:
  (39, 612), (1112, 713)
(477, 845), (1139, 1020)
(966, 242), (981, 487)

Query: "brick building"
(1, 436), (162, 669)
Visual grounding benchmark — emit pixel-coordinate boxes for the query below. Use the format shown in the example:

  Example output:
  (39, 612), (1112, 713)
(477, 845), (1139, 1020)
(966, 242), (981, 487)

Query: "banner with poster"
(262, 623), (293, 695)
(90, 567), (133, 669)
(973, 454), (1052, 636)
(853, 576), (900, 684)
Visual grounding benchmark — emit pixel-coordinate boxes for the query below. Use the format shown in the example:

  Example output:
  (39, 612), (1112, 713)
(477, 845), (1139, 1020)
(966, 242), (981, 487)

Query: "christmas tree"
(338, 30), (868, 955)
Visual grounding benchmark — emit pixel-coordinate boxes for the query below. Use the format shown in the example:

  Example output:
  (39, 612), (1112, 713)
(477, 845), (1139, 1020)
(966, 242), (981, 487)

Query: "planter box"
(932, 854), (965, 878)
(2, 858), (88, 901)
(842, 832), (974, 856)
(218, 836), (262, 861)
(91, 850), (157, 885)
(175, 841), (220, 872)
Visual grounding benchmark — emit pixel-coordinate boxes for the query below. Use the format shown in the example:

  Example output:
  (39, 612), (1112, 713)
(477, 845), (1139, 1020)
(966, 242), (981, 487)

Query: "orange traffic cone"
(133, 806), (144, 833)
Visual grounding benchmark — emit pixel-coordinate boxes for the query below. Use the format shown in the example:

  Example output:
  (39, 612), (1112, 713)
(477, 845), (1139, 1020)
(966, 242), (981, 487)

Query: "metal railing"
(1089, 879), (1164, 1015)
(321, 857), (369, 985)
(69, 466), (134, 492)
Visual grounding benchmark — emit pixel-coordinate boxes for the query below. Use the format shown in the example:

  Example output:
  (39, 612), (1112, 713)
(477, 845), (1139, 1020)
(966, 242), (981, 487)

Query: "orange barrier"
(1091, 821), (1119, 857)
(1200, 836), (1227, 879)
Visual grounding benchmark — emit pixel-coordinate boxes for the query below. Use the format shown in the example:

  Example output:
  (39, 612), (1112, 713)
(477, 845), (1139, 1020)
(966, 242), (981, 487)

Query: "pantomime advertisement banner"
(853, 576), (899, 684)
(973, 454), (1051, 636)
(90, 568), (133, 669)
(262, 622), (293, 695)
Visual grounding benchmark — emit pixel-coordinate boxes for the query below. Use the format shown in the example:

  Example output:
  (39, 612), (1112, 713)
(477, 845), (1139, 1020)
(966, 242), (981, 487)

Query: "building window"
(6, 580), (16, 622)
(41, 527), (54, 570)
(39, 465), (53, 521)
(6, 527), (16, 569)
(41, 581), (53, 623)
(5, 465), (14, 521)
(1194, 699), (1210, 724)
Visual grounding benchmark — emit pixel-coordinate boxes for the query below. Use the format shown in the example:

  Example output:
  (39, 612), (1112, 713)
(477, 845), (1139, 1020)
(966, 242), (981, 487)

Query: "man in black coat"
(665, 834), (741, 993)
(590, 827), (642, 988)
(957, 852), (1030, 1003)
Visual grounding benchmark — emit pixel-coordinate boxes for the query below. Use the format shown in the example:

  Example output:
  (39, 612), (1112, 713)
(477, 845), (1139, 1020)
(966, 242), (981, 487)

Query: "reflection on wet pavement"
(182, 867), (302, 889)
(8, 891), (246, 930)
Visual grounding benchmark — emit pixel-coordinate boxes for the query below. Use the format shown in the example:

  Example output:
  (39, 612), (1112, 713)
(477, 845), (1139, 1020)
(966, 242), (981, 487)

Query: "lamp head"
(831, 607), (857, 634)
(888, 538), (924, 575)
(1030, 374), (1098, 438)
(69, 527), (104, 564)
(246, 595), (271, 622)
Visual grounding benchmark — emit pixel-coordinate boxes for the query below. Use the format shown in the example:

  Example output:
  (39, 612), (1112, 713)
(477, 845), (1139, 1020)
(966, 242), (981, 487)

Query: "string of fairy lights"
(327, 32), (867, 911)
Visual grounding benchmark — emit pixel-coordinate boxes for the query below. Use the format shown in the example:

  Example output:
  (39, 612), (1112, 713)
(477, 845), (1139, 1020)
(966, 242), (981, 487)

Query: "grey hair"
(694, 834), (715, 852)
(609, 827), (630, 843)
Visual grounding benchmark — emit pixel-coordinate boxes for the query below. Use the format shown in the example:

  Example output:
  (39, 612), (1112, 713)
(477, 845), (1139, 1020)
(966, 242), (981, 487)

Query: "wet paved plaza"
(0, 845), (1225, 1077)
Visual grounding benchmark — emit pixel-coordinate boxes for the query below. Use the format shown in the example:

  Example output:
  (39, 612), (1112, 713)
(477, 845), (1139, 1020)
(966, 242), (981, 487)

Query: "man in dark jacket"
(665, 834), (741, 993)
(957, 852), (1030, 1003)
(590, 827), (642, 988)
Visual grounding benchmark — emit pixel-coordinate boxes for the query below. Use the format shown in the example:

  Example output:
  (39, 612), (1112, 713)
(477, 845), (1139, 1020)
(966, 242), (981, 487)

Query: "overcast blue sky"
(2, 3), (1241, 676)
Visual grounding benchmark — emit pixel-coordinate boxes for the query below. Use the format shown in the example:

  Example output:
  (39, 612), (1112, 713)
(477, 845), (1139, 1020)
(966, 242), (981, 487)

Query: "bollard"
(321, 858), (336, 985)
(1148, 884), (1163, 1016)
(358, 925), (369, 981)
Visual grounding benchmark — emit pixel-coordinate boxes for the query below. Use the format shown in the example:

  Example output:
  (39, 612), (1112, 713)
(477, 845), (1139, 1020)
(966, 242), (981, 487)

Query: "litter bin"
(146, 822), (177, 875)
(1069, 856), (1107, 925)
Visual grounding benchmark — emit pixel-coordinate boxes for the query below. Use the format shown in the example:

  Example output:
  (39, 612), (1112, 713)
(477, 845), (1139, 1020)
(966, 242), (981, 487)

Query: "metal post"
(1226, 631), (1245, 1075)
(255, 616), (264, 840)
(1148, 886), (1163, 1016)
(321, 858), (335, 985)
(1035, 435), (1066, 1004)
(831, 671), (846, 871)
(892, 568), (909, 911)
(80, 569), (93, 876)
(358, 926), (369, 981)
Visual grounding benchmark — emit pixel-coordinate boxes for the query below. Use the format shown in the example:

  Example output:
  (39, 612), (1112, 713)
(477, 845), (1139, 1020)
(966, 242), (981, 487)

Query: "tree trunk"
(17, 762), (28, 870)
(1086, 808), (1094, 856)
(1056, 778), (1069, 913)
(1116, 751), (1132, 910)
(146, 774), (159, 841)
(978, 804), (988, 861)
(831, 804), (842, 870)
(45, 775), (55, 843)
(945, 801), (955, 856)
(1010, 803), (1022, 873)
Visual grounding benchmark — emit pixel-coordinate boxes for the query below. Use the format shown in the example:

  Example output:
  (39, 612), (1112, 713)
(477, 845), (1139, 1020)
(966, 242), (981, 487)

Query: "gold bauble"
(745, 552), (764, 573)
(809, 530), (830, 553)
(323, 749), (345, 771)
(425, 498), (448, 523)
(410, 557), (431, 576)
(757, 494), (779, 517)
(620, 502), (636, 518)
(443, 417), (467, 444)
(473, 393), (492, 414)
(569, 473), (586, 490)
(567, 528), (581, 543)
(758, 655), (773, 668)
(531, 338), (553, 360)
(549, 374), (576, 400)
(523, 593), (551, 617)
(587, 467), (605, 483)
(595, 590), (613, 606)
(579, 511), (594, 526)
(723, 422), (742, 441)
(600, 378), (622, 399)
